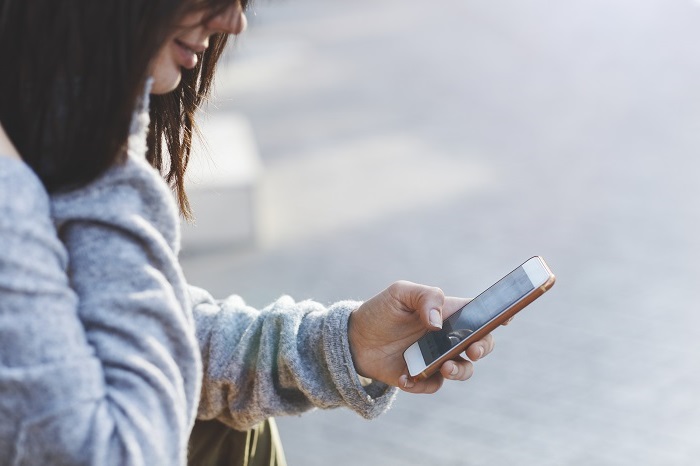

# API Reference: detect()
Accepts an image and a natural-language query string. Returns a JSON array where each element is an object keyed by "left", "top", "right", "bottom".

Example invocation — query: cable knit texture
[{"left": 0, "top": 90, "right": 396, "bottom": 464}]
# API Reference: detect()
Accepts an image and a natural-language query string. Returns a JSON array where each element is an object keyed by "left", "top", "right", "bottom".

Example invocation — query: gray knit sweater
[{"left": 0, "top": 103, "right": 396, "bottom": 465}]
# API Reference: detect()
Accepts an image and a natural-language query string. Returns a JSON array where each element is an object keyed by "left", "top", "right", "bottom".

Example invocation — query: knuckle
[
  {"left": 386, "top": 282, "right": 404, "bottom": 300},
  {"left": 387, "top": 281, "right": 402, "bottom": 294},
  {"left": 387, "top": 280, "right": 412, "bottom": 296},
  {"left": 419, "top": 286, "right": 444, "bottom": 305}
]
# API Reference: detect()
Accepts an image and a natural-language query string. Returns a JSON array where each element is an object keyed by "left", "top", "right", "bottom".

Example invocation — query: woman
[{"left": 0, "top": 1, "right": 494, "bottom": 464}]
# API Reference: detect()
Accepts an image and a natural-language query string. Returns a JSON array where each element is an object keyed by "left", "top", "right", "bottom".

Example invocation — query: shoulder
[
  {"left": 0, "top": 157, "right": 69, "bottom": 273},
  {"left": 0, "top": 157, "right": 52, "bottom": 219},
  {"left": 51, "top": 154, "right": 181, "bottom": 252}
]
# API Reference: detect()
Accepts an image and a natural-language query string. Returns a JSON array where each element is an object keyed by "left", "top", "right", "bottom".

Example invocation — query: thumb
[{"left": 389, "top": 281, "right": 445, "bottom": 330}]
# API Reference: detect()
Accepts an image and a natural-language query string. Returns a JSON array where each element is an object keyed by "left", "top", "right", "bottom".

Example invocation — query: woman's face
[{"left": 150, "top": 2, "right": 247, "bottom": 94}]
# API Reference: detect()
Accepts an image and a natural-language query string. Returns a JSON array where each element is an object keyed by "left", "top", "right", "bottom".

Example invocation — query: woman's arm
[
  {"left": 190, "top": 283, "right": 493, "bottom": 431},
  {"left": 51, "top": 152, "right": 203, "bottom": 464},
  {"left": 0, "top": 155, "right": 199, "bottom": 465},
  {"left": 190, "top": 286, "right": 397, "bottom": 431}
]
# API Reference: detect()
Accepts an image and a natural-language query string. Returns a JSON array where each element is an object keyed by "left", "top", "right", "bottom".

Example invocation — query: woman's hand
[
  {"left": 0, "top": 123, "right": 21, "bottom": 160},
  {"left": 348, "top": 281, "right": 495, "bottom": 394}
]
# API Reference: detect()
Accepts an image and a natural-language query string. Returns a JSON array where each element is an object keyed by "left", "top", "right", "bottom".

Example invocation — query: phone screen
[{"left": 418, "top": 265, "right": 535, "bottom": 365}]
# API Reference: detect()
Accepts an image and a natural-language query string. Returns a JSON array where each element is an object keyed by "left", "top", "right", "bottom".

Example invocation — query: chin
[{"left": 151, "top": 72, "right": 182, "bottom": 95}]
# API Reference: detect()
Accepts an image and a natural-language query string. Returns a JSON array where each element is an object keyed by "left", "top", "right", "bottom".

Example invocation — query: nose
[{"left": 207, "top": 4, "right": 247, "bottom": 35}]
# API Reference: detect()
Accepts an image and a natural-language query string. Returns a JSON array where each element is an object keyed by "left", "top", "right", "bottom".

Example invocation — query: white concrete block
[{"left": 179, "top": 113, "right": 262, "bottom": 253}]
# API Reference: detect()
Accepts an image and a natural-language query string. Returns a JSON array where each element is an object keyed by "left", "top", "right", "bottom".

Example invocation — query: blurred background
[{"left": 180, "top": 0, "right": 700, "bottom": 464}]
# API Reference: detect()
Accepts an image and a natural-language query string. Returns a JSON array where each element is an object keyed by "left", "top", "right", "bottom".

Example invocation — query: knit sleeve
[
  {"left": 0, "top": 156, "right": 199, "bottom": 465},
  {"left": 50, "top": 155, "right": 202, "bottom": 465},
  {"left": 190, "top": 285, "right": 398, "bottom": 430}
]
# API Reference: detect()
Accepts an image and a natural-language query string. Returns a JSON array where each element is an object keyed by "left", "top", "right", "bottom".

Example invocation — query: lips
[{"left": 174, "top": 39, "right": 207, "bottom": 69}]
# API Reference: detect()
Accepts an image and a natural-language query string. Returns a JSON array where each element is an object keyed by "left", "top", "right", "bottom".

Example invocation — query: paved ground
[{"left": 181, "top": 0, "right": 700, "bottom": 464}]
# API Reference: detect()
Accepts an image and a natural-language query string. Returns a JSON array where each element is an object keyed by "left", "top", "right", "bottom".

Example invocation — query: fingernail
[
  {"left": 429, "top": 309, "right": 442, "bottom": 329},
  {"left": 476, "top": 346, "right": 484, "bottom": 359},
  {"left": 401, "top": 375, "right": 415, "bottom": 389},
  {"left": 450, "top": 363, "right": 459, "bottom": 376}
]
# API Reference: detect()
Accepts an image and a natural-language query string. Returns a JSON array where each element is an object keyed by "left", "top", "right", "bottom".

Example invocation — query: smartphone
[{"left": 403, "top": 256, "right": 556, "bottom": 381}]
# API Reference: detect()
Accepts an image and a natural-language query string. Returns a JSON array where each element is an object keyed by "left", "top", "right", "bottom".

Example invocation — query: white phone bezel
[
  {"left": 522, "top": 256, "right": 551, "bottom": 289},
  {"left": 404, "top": 340, "right": 426, "bottom": 377},
  {"left": 403, "top": 256, "right": 552, "bottom": 378}
]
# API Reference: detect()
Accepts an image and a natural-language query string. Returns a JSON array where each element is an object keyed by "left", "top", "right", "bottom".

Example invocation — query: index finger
[{"left": 442, "top": 296, "right": 470, "bottom": 319}]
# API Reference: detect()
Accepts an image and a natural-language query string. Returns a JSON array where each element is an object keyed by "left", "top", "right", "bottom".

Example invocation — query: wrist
[{"left": 347, "top": 307, "right": 372, "bottom": 379}]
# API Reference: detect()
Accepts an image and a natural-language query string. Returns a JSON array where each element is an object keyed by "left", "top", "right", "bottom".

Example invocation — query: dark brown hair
[
  {"left": 1, "top": 0, "right": 247, "bottom": 220},
  {"left": 0, "top": 0, "right": 185, "bottom": 192},
  {"left": 148, "top": 31, "right": 228, "bottom": 220},
  {"left": 149, "top": 0, "right": 252, "bottom": 220}
]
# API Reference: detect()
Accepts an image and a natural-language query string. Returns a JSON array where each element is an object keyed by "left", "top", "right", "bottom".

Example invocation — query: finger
[
  {"left": 399, "top": 372, "right": 445, "bottom": 395},
  {"left": 502, "top": 316, "right": 514, "bottom": 326},
  {"left": 465, "top": 333, "right": 495, "bottom": 361},
  {"left": 442, "top": 296, "right": 471, "bottom": 320},
  {"left": 388, "top": 281, "right": 445, "bottom": 330},
  {"left": 440, "top": 358, "right": 475, "bottom": 382}
]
